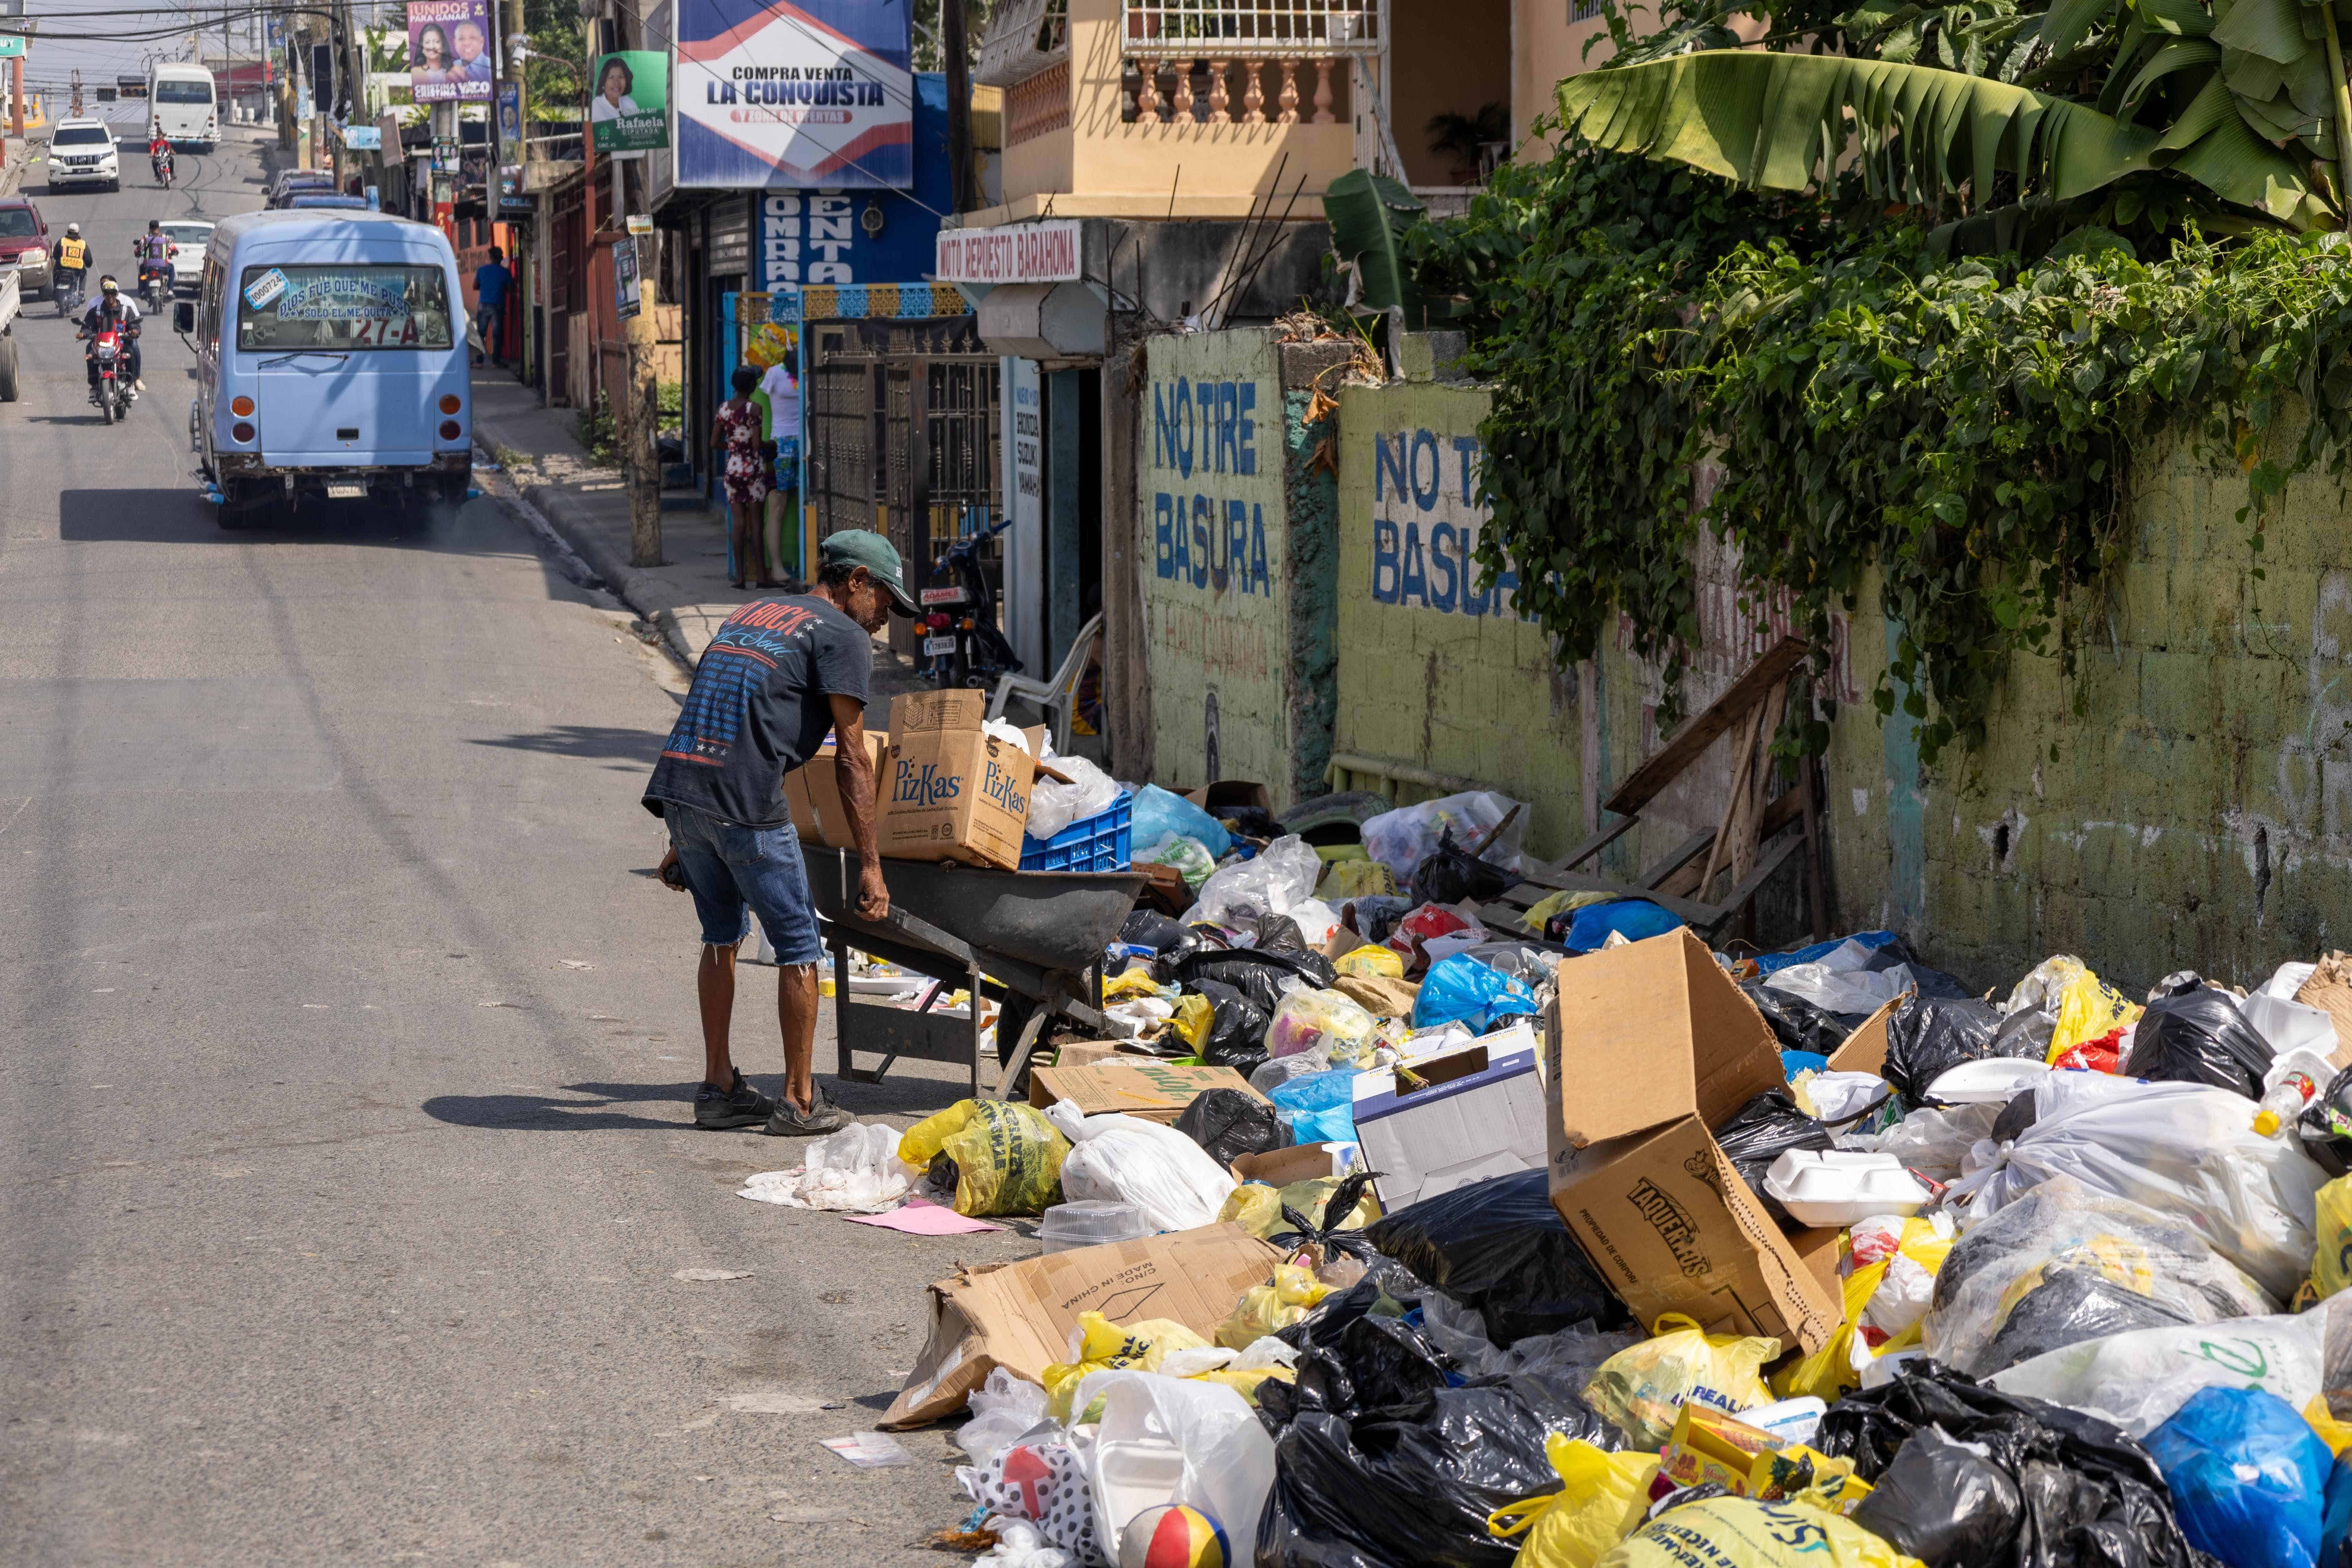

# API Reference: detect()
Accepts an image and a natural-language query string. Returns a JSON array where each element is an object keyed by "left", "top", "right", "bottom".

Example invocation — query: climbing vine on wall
[{"left": 1421, "top": 135, "right": 2352, "bottom": 768}]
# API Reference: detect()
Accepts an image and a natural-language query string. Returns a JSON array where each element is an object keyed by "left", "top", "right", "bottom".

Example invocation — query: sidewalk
[{"left": 469, "top": 367, "right": 931, "bottom": 703}]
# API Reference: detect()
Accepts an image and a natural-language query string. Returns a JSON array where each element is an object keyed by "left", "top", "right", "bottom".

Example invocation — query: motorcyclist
[
  {"left": 50, "top": 222, "right": 88, "bottom": 303},
  {"left": 150, "top": 132, "right": 173, "bottom": 184},
  {"left": 78, "top": 277, "right": 143, "bottom": 405},
  {"left": 133, "top": 221, "right": 172, "bottom": 300}
]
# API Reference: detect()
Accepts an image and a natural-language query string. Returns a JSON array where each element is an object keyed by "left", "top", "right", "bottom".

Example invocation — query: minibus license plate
[{"left": 326, "top": 482, "right": 366, "bottom": 499}]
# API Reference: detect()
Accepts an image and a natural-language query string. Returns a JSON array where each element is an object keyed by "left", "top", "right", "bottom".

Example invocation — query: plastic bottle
[{"left": 2254, "top": 1071, "right": 2318, "bottom": 1137}]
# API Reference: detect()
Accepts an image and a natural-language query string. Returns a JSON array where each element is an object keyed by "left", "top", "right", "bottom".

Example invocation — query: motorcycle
[
  {"left": 85, "top": 324, "right": 130, "bottom": 425},
  {"left": 153, "top": 150, "right": 174, "bottom": 188},
  {"left": 921, "top": 515, "right": 1022, "bottom": 691},
  {"left": 54, "top": 272, "right": 84, "bottom": 319},
  {"left": 140, "top": 261, "right": 171, "bottom": 313}
]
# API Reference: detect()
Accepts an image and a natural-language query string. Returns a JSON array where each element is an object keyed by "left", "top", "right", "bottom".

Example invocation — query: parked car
[
  {"left": 159, "top": 219, "right": 214, "bottom": 295},
  {"left": 46, "top": 120, "right": 121, "bottom": 192},
  {"left": 266, "top": 170, "right": 336, "bottom": 207},
  {"left": 0, "top": 196, "right": 51, "bottom": 299}
]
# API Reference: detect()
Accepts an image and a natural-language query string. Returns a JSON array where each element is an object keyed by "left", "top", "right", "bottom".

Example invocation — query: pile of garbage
[{"left": 849, "top": 920, "right": 2352, "bottom": 1568}]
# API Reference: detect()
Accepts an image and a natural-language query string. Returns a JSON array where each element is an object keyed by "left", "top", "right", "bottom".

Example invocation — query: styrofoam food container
[
  {"left": 1762, "top": 1149, "right": 1930, "bottom": 1225},
  {"left": 1925, "top": 1056, "right": 2051, "bottom": 1104}
]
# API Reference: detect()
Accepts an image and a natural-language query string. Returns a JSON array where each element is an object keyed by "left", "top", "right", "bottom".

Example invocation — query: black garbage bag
[
  {"left": 1256, "top": 916, "right": 1338, "bottom": 989},
  {"left": 1848, "top": 1426, "right": 2027, "bottom": 1566},
  {"left": 1410, "top": 826, "right": 1515, "bottom": 907},
  {"left": 1974, "top": 1265, "right": 2198, "bottom": 1376},
  {"left": 1257, "top": 1374, "right": 1622, "bottom": 1568},
  {"left": 1118, "top": 908, "right": 1201, "bottom": 960},
  {"left": 1264, "top": 1172, "right": 1386, "bottom": 1269},
  {"left": 1159, "top": 947, "right": 1325, "bottom": 1014},
  {"left": 2129, "top": 977, "right": 2274, "bottom": 1100},
  {"left": 1744, "top": 980, "right": 1871, "bottom": 1058},
  {"left": 1813, "top": 1360, "right": 2208, "bottom": 1568},
  {"left": 1882, "top": 992, "right": 2030, "bottom": 1098},
  {"left": 1345, "top": 895, "right": 1413, "bottom": 947},
  {"left": 1183, "top": 978, "right": 1272, "bottom": 1074},
  {"left": 1363, "top": 1169, "right": 1629, "bottom": 1341},
  {"left": 1712, "top": 1089, "right": 1835, "bottom": 1230},
  {"left": 2300, "top": 1066, "right": 2352, "bottom": 1178},
  {"left": 1172, "top": 1085, "right": 1286, "bottom": 1166}
]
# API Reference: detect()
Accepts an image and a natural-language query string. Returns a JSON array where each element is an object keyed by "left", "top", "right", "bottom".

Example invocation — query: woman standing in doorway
[{"left": 713, "top": 365, "right": 781, "bottom": 590}]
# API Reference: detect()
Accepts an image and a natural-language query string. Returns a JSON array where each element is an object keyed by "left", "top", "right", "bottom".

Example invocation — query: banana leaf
[{"left": 1322, "top": 168, "right": 1430, "bottom": 318}]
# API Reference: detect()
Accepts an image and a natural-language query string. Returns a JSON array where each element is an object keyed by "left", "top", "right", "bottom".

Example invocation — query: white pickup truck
[{"left": 0, "top": 264, "right": 18, "bottom": 402}]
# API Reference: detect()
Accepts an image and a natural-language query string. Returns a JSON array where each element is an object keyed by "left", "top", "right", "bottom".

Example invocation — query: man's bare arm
[{"left": 828, "top": 692, "right": 888, "bottom": 921}]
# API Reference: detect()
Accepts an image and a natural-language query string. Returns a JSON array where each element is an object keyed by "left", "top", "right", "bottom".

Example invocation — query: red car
[{"left": 0, "top": 196, "right": 52, "bottom": 299}]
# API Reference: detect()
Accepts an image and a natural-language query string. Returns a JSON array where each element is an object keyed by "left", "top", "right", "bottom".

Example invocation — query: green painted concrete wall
[{"left": 1138, "top": 329, "right": 1343, "bottom": 809}]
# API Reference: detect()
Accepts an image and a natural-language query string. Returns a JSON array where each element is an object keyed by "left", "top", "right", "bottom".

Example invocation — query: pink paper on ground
[{"left": 845, "top": 1200, "right": 1004, "bottom": 1235}]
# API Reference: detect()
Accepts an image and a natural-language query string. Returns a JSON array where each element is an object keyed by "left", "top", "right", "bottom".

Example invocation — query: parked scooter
[{"left": 922, "top": 516, "right": 1022, "bottom": 691}]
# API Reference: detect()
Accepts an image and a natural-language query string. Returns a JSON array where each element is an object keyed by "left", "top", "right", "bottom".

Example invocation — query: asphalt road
[{"left": 0, "top": 129, "right": 1032, "bottom": 1565}]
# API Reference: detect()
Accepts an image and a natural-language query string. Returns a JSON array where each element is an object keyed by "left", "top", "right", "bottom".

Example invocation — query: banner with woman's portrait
[{"left": 410, "top": 0, "right": 493, "bottom": 104}]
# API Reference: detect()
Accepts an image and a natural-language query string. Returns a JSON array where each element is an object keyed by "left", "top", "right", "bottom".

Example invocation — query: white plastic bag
[
  {"left": 1987, "top": 1307, "right": 2332, "bottom": 1436},
  {"left": 1043, "top": 1101, "right": 1236, "bottom": 1232},
  {"left": 1924, "top": 1176, "right": 2277, "bottom": 1376},
  {"left": 1359, "top": 790, "right": 1528, "bottom": 884},
  {"left": 1086, "top": 1372, "right": 1276, "bottom": 1564},
  {"left": 737, "top": 1122, "right": 912, "bottom": 1212},
  {"left": 1027, "top": 759, "right": 1123, "bottom": 842},
  {"left": 1850, "top": 1100, "right": 2001, "bottom": 1181},
  {"left": 1762, "top": 938, "right": 1925, "bottom": 1015},
  {"left": 956, "top": 1367, "right": 1056, "bottom": 1471},
  {"left": 1284, "top": 897, "right": 1340, "bottom": 947},
  {"left": 1952, "top": 1071, "right": 2325, "bottom": 1300},
  {"left": 1181, "top": 835, "right": 1322, "bottom": 929}
]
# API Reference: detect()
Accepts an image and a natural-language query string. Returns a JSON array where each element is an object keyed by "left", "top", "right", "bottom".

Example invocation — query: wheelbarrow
[{"left": 802, "top": 848, "right": 1148, "bottom": 1097}]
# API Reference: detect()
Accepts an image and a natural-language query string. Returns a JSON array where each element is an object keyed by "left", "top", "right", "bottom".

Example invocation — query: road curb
[{"left": 485, "top": 448, "right": 703, "bottom": 670}]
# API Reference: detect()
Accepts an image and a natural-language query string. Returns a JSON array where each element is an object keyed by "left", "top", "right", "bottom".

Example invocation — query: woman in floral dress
[{"left": 712, "top": 364, "right": 779, "bottom": 590}]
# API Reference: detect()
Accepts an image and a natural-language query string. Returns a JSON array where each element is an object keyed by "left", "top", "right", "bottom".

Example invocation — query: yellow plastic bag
[
  {"left": 1214, "top": 1264, "right": 1333, "bottom": 1348},
  {"left": 1040, "top": 1312, "right": 1210, "bottom": 1419},
  {"left": 1583, "top": 1314, "right": 1779, "bottom": 1448},
  {"left": 1334, "top": 944, "right": 1405, "bottom": 980},
  {"left": 1103, "top": 965, "right": 1167, "bottom": 1001},
  {"left": 2310, "top": 1175, "right": 2352, "bottom": 1303},
  {"left": 1317, "top": 857, "right": 1396, "bottom": 902},
  {"left": 896, "top": 1099, "right": 1068, "bottom": 1217},
  {"left": 1750, "top": 1446, "right": 1873, "bottom": 1515},
  {"left": 1488, "top": 1435, "right": 1661, "bottom": 1568},
  {"left": 1597, "top": 1497, "right": 1926, "bottom": 1568},
  {"left": 1172, "top": 992, "right": 1216, "bottom": 1050},
  {"left": 1777, "top": 1216, "right": 1952, "bottom": 1403},
  {"left": 1216, "top": 1178, "right": 1380, "bottom": 1244},
  {"left": 2307, "top": 1396, "right": 2352, "bottom": 1457},
  {"left": 2009, "top": 955, "right": 2142, "bottom": 1062}
]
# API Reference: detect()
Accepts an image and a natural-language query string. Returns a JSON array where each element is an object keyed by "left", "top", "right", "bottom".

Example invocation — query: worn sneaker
[
  {"left": 693, "top": 1070, "right": 775, "bottom": 1131},
  {"left": 763, "top": 1085, "right": 849, "bottom": 1136}
]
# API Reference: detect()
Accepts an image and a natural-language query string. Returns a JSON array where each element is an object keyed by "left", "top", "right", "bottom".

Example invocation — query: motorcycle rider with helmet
[
  {"left": 50, "top": 222, "right": 89, "bottom": 304},
  {"left": 78, "top": 276, "right": 143, "bottom": 405},
  {"left": 133, "top": 221, "right": 172, "bottom": 304},
  {"left": 149, "top": 131, "right": 174, "bottom": 186}
]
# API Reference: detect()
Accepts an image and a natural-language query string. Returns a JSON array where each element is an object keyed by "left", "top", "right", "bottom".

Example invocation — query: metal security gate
[{"left": 803, "top": 314, "right": 1002, "bottom": 653}]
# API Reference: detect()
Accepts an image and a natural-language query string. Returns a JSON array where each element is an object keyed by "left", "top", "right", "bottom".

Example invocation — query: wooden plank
[
  {"left": 1708, "top": 833, "right": 1805, "bottom": 934},
  {"left": 1481, "top": 900, "right": 1538, "bottom": 935},
  {"left": 1637, "top": 829, "right": 1715, "bottom": 889},
  {"left": 1552, "top": 810, "right": 1640, "bottom": 872},
  {"left": 1602, "top": 635, "right": 1809, "bottom": 816}
]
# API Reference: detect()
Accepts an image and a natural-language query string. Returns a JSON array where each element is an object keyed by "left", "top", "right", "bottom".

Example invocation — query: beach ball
[{"left": 1118, "top": 1504, "right": 1228, "bottom": 1568}]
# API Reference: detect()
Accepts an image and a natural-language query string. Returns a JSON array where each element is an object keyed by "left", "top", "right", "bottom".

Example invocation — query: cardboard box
[
  {"left": 1544, "top": 929, "right": 1842, "bottom": 1353},
  {"left": 1049, "top": 1039, "right": 1136, "bottom": 1070},
  {"left": 879, "top": 1224, "right": 1283, "bottom": 1427},
  {"left": 785, "top": 729, "right": 888, "bottom": 849},
  {"left": 1351, "top": 1021, "right": 1548, "bottom": 1210},
  {"left": 1231, "top": 1141, "right": 1354, "bottom": 1187},
  {"left": 1027, "top": 1060, "right": 1264, "bottom": 1123},
  {"left": 1183, "top": 780, "right": 1274, "bottom": 815},
  {"left": 878, "top": 690, "right": 1041, "bottom": 871}
]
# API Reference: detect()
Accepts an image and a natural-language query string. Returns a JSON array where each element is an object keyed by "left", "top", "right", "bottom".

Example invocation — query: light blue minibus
[{"left": 177, "top": 210, "right": 472, "bottom": 525}]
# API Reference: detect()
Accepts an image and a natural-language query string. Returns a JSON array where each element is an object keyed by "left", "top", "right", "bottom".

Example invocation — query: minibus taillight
[
  {"left": 438, "top": 394, "right": 461, "bottom": 415},
  {"left": 231, "top": 422, "right": 255, "bottom": 443},
  {"left": 438, "top": 419, "right": 463, "bottom": 441},
  {"left": 230, "top": 396, "right": 254, "bottom": 417}
]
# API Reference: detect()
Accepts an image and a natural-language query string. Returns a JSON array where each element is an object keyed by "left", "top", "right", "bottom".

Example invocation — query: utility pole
[
  {"left": 943, "top": 0, "right": 973, "bottom": 211},
  {"left": 68, "top": 67, "right": 80, "bottom": 119},
  {"left": 610, "top": 0, "right": 661, "bottom": 568}
]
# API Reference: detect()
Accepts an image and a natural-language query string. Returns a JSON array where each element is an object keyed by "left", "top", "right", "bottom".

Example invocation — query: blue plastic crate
[{"left": 1020, "top": 791, "right": 1133, "bottom": 873}]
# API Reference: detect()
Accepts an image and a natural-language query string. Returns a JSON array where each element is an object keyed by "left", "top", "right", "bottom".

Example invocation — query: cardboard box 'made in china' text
[{"left": 1544, "top": 929, "right": 1842, "bottom": 1354}]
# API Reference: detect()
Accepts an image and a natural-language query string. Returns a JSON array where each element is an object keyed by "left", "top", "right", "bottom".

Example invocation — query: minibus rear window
[{"left": 236, "top": 265, "right": 454, "bottom": 351}]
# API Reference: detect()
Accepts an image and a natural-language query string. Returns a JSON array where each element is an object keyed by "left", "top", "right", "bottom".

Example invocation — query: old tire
[{"left": 0, "top": 336, "right": 18, "bottom": 403}]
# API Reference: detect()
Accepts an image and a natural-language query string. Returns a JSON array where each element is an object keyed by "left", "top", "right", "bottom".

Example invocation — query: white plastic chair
[{"left": 987, "top": 611, "right": 1102, "bottom": 753}]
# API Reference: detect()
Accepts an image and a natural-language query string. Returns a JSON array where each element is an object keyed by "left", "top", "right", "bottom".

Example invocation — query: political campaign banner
[
  {"left": 409, "top": 0, "right": 492, "bottom": 104},
  {"left": 591, "top": 49, "right": 668, "bottom": 152},
  {"left": 674, "top": 0, "right": 912, "bottom": 189}
]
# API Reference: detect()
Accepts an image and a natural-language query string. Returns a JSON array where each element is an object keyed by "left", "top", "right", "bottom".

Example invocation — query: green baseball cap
[{"left": 819, "top": 529, "right": 919, "bottom": 615}]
